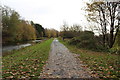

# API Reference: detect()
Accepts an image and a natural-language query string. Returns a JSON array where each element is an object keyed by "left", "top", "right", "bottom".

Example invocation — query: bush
[
  {"left": 110, "top": 46, "right": 120, "bottom": 54},
  {"left": 77, "top": 39, "right": 96, "bottom": 49},
  {"left": 68, "top": 37, "right": 80, "bottom": 45},
  {"left": 68, "top": 31, "right": 108, "bottom": 51},
  {"left": 110, "top": 30, "right": 120, "bottom": 54}
]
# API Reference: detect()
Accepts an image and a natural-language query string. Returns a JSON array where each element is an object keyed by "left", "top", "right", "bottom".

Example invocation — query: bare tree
[
  {"left": 86, "top": 1, "right": 108, "bottom": 47},
  {"left": 86, "top": 1, "right": 119, "bottom": 48},
  {"left": 107, "top": 1, "right": 119, "bottom": 48}
]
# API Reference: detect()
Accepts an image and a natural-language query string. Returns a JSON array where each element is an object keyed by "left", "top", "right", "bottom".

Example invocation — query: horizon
[{"left": 1, "top": 0, "right": 90, "bottom": 31}]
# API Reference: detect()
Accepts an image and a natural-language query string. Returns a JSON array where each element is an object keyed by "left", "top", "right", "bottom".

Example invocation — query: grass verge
[
  {"left": 2, "top": 38, "right": 53, "bottom": 79},
  {"left": 59, "top": 39, "right": 120, "bottom": 79}
]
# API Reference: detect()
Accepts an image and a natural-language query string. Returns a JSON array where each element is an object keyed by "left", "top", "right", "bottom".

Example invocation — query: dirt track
[{"left": 40, "top": 39, "right": 94, "bottom": 78}]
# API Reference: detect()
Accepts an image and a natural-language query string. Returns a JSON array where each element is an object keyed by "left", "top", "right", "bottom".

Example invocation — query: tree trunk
[
  {"left": 109, "top": 25, "right": 114, "bottom": 48},
  {"left": 107, "top": 2, "right": 118, "bottom": 48}
]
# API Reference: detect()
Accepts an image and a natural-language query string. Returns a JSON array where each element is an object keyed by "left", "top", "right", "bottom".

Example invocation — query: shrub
[
  {"left": 110, "top": 30, "right": 120, "bottom": 54},
  {"left": 68, "top": 31, "right": 108, "bottom": 51},
  {"left": 68, "top": 37, "right": 80, "bottom": 45},
  {"left": 110, "top": 46, "right": 120, "bottom": 54}
]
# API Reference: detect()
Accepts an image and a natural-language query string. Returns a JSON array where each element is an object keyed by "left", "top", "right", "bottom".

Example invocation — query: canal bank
[{"left": 2, "top": 40, "right": 42, "bottom": 54}]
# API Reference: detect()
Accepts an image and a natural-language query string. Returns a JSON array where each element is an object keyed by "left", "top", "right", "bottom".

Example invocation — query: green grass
[
  {"left": 2, "top": 38, "right": 53, "bottom": 79},
  {"left": 59, "top": 39, "right": 120, "bottom": 79}
]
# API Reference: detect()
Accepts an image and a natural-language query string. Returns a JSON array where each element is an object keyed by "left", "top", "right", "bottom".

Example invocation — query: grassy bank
[
  {"left": 2, "top": 38, "right": 53, "bottom": 79},
  {"left": 59, "top": 39, "right": 120, "bottom": 79}
]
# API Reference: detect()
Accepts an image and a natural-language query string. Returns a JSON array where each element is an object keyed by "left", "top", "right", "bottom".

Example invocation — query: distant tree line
[
  {"left": 60, "top": 21, "right": 120, "bottom": 53},
  {"left": 31, "top": 22, "right": 45, "bottom": 38},
  {"left": 31, "top": 21, "right": 59, "bottom": 38},
  {"left": 60, "top": 23, "right": 82, "bottom": 39},
  {"left": 2, "top": 6, "right": 36, "bottom": 45},
  {"left": 44, "top": 28, "right": 59, "bottom": 38},
  {"left": 60, "top": 23, "right": 103, "bottom": 51},
  {"left": 2, "top": 6, "right": 58, "bottom": 45}
]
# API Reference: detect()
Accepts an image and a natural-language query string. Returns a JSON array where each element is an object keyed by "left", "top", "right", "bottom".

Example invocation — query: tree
[
  {"left": 107, "top": 2, "right": 119, "bottom": 48},
  {"left": 34, "top": 24, "right": 45, "bottom": 38},
  {"left": 60, "top": 23, "right": 82, "bottom": 39},
  {"left": 9, "top": 12, "right": 20, "bottom": 42},
  {"left": 86, "top": 1, "right": 108, "bottom": 47},
  {"left": 69, "top": 24, "right": 82, "bottom": 32},
  {"left": 2, "top": 6, "right": 36, "bottom": 44},
  {"left": 20, "top": 20, "right": 36, "bottom": 41},
  {"left": 86, "top": 1, "right": 119, "bottom": 48},
  {"left": 44, "top": 28, "right": 58, "bottom": 38},
  {"left": 2, "top": 6, "right": 20, "bottom": 43}
]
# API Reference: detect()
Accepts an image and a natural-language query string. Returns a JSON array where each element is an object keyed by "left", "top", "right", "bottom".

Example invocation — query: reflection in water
[
  {"left": 2, "top": 40, "right": 42, "bottom": 53},
  {"left": 2, "top": 43, "right": 31, "bottom": 52},
  {"left": 32, "top": 40, "right": 42, "bottom": 43}
]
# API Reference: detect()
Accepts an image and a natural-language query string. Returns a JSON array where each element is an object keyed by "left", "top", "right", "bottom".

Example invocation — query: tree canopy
[{"left": 2, "top": 6, "right": 36, "bottom": 45}]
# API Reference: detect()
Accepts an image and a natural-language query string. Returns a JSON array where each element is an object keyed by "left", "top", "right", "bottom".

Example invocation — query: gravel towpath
[{"left": 40, "top": 39, "right": 94, "bottom": 78}]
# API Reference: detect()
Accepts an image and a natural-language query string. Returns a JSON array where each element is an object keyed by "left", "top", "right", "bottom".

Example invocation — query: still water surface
[{"left": 2, "top": 40, "right": 42, "bottom": 52}]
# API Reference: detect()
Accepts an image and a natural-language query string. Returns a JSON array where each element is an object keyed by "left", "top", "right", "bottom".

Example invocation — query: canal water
[
  {"left": 2, "top": 43, "right": 31, "bottom": 52},
  {"left": 2, "top": 40, "right": 42, "bottom": 52}
]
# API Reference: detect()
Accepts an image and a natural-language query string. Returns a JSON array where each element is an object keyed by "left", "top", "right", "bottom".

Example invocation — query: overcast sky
[{"left": 1, "top": 0, "right": 90, "bottom": 31}]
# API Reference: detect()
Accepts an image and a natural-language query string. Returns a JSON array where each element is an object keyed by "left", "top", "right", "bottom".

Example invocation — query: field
[
  {"left": 2, "top": 39, "right": 53, "bottom": 79},
  {"left": 59, "top": 39, "right": 120, "bottom": 79}
]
